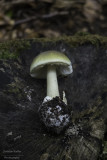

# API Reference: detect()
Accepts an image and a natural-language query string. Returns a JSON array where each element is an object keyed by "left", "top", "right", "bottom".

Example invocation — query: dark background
[{"left": 0, "top": 0, "right": 107, "bottom": 42}]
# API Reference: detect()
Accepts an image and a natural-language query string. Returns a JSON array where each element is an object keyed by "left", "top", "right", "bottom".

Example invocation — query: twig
[{"left": 14, "top": 11, "right": 69, "bottom": 26}]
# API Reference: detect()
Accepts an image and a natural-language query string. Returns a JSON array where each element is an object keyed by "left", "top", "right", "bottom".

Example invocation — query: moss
[
  {"left": 100, "top": 141, "right": 107, "bottom": 160},
  {"left": 75, "top": 31, "right": 91, "bottom": 36},
  {"left": 0, "top": 39, "right": 31, "bottom": 60},
  {"left": 0, "top": 34, "right": 107, "bottom": 60},
  {"left": 33, "top": 34, "right": 107, "bottom": 48},
  {"left": 4, "top": 78, "right": 26, "bottom": 99},
  {"left": 8, "top": 87, "right": 20, "bottom": 94},
  {"left": 62, "top": 34, "right": 107, "bottom": 47},
  {"left": 103, "top": 141, "right": 107, "bottom": 155},
  {"left": 71, "top": 96, "right": 104, "bottom": 123}
]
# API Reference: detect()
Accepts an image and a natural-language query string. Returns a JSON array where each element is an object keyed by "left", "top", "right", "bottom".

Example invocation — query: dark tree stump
[{"left": 0, "top": 35, "right": 107, "bottom": 160}]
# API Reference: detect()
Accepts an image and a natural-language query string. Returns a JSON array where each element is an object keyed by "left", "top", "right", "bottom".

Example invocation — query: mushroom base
[{"left": 39, "top": 97, "right": 70, "bottom": 134}]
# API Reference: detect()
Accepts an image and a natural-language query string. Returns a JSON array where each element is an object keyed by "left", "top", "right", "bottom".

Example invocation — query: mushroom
[{"left": 30, "top": 50, "right": 73, "bottom": 134}]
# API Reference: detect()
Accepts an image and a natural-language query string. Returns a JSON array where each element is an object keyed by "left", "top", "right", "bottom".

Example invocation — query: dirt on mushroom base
[{"left": 39, "top": 97, "right": 71, "bottom": 134}]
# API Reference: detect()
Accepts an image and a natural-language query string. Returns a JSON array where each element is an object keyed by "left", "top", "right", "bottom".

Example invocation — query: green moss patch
[
  {"left": 0, "top": 34, "right": 107, "bottom": 60},
  {"left": 0, "top": 40, "right": 30, "bottom": 60},
  {"left": 33, "top": 33, "right": 107, "bottom": 47}
]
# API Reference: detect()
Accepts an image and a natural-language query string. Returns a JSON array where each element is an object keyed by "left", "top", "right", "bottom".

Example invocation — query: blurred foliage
[{"left": 0, "top": 0, "right": 107, "bottom": 42}]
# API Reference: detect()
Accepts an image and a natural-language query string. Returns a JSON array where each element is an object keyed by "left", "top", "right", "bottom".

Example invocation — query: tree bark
[{"left": 0, "top": 35, "right": 107, "bottom": 160}]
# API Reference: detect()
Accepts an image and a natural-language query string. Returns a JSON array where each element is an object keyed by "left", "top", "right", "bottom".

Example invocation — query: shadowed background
[{"left": 0, "top": 0, "right": 107, "bottom": 42}]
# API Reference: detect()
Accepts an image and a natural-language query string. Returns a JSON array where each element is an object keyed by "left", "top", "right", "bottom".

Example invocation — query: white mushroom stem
[{"left": 47, "top": 65, "right": 59, "bottom": 98}]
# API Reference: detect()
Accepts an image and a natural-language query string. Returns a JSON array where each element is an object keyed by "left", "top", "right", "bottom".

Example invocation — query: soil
[{"left": 39, "top": 97, "right": 70, "bottom": 134}]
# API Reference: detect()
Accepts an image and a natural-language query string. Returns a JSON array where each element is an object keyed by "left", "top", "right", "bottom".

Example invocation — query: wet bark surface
[{"left": 0, "top": 38, "right": 107, "bottom": 160}]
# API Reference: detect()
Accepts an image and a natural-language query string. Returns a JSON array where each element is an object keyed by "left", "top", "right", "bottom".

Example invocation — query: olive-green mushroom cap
[{"left": 30, "top": 50, "right": 73, "bottom": 78}]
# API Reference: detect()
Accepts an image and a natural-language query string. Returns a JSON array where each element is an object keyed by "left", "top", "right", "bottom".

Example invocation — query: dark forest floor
[{"left": 0, "top": 0, "right": 107, "bottom": 42}]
